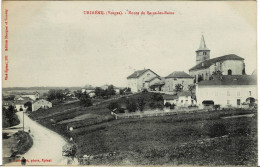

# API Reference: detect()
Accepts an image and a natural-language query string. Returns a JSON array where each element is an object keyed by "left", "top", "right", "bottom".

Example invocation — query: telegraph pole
[{"left": 23, "top": 110, "right": 24, "bottom": 132}]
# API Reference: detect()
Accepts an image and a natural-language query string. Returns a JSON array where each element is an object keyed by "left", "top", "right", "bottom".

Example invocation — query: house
[
  {"left": 127, "top": 69, "right": 160, "bottom": 93},
  {"left": 87, "top": 91, "right": 96, "bottom": 98},
  {"left": 150, "top": 79, "right": 165, "bottom": 91},
  {"left": 189, "top": 35, "right": 245, "bottom": 83},
  {"left": 164, "top": 71, "right": 194, "bottom": 92},
  {"left": 163, "top": 91, "right": 196, "bottom": 108},
  {"left": 144, "top": 76, "right": 162, "bottom": 90},
  {"left": 32, "top": 99, "right": 52, "bottom": 112},
  {"left": 16, "top": 91, "right": 40, "bottom": 101},
  {"left": 3, "top": 101, "right": 14, "bottom": 109},
  {"left": 14, "top": 97, "right": 34, "bottom": 112},
  {"left": 196, "top": 75, "right": 257, "bottom": 109}
]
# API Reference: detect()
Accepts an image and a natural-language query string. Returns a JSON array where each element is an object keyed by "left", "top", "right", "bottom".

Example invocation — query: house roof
[
  {"left": 32, "top": 99, "right": 50, "bottom": 104},
  {"left": 198, "top": 75, "right": 257, "bottom": 86},
  {"left": 197, "top": 35, "right": 210, "bottom": 51},
  {"left": 127, "top": 69, "right": 160, "bottom": 79},
  {"left": 15, "top": 96, "right": 33, "bottom": 101},
  {"left": 145, "top": 76, "right": 161, "bottom": 83},
  {"left": 151, "top": 80, "right": 165, "bottom": 86},
  {"left": 178, "top": 91, "right": 192, "bottom": 97},
  {"left": 163, "top": 94, "right": 178, "bottom": 100},
  {"left": 189, "top": 54, "right": 244, "bottom": 71},
  {"left": 165, "top": 71, "right": 193, "bottom": 78}
]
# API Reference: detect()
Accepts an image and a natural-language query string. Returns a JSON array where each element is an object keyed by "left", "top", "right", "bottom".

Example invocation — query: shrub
[
  {"left": 164, "top": 102, "right": 171, "bottom": 108},
  {"left": 170, "top": 103, "right": 176, "bottom": 109},
  {"left": 208, "top": 123, "right": 228, "bottom": 138},
  {"left": 137, "top": 97, "right": 146, "bottom": 112},
  {"left": 152, "top": 93, "right": 163, "bottom": 101},
  {"left": 156, "top": 103, "right": 164, "bottom": 110},
  {"left": 107, "top": 102, "right": 120, "bottom": 111},
  {"left": 126, "top": 99, "right": 137, "bottom": 112},
  {"left": 118, "top": 108, "right": 125, "bottom": 113},
  {"left": 149, "top": 102, "right": 156, "bottom": 109}
]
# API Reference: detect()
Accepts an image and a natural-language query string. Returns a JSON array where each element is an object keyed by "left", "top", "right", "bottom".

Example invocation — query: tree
[
  {"left": 188, "top": 84, "right": 196, "bottom": 95},
  {"left": 24, "top": 102, "right": 32, "bottom": 112},
  {"left": 164, "top": 102, "right": 171, "bottom": 108},
  {"left": 94, "top": 87, "right": 103, "bottom": 97},
  {"left": 80, "top": 92, "right": 92, "bottom": 107},
  {"left": 198, "top": 75, "right": 203, "bottom": 82},
  {"left": 74, "top": 90, "right": 83, "bottom": 99},
  {"left": 108, "top": 102, "right": 120, "bottom": 111},
  {"left": 107, "top": 85, "right": 116, "bottom": 96},
  {"left": 47, "top": 89, "right": 57, "bottom": 101},
  {"left": 126, "top": 99, "right": 137, "bottom": 112},
  {"left": 175, "top": 84, "right": 183, "bottom": 93},
  {"left": 137, "top": 97, "right": 146, "bottom": 112}
]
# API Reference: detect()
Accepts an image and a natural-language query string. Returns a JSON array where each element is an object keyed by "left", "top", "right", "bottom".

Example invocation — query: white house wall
[{"left": 196, "top": 85, "right": 257, "bottom": 108}]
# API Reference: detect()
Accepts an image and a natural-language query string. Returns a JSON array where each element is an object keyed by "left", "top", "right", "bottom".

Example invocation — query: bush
[
  {"left": 137, "top": 97, "right": 146, "bottom": 111},
  {"left": 156, "top": 103, "right": 164, "bottom": 110},
  {"left": 170, "top": 103, "right": 176, "bottom": 109},
  {"left": 208, "top": 123, "right": 228, "bottom": 138},
  {"left": 149, "top": 102, "right": 156, "bottom": 109},
  {"left": 164, "top": 102, "right": 171, "bottom": 108},
  {"left": 152, "top": 93, "right": 163, "bottom": 101},
  {"left": 126, "top": 99, "right": 137, "bottom": 112},
  {"left": 118, "top": 108, "right": 125, "bottom": 113},
  {"left": 107, "top": 102, "right": 120, "bottom": 111}
]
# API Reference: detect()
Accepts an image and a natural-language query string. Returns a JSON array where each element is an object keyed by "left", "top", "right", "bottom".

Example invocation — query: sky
[{"left": 2, "top": 1, "right": 257, "bottom": 88}]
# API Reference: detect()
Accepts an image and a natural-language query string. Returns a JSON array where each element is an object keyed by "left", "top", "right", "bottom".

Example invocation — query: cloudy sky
[{"left": 2, "top": 1, "right": 256, "bottom": 87}]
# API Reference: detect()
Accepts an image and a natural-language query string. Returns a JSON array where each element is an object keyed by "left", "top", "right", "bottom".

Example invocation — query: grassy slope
[
  {"left": 28, "top": 92, "right": 257, "bottom": 165},
  {"left": 75, "top": 114, "right": 257, "bottom": 165}
]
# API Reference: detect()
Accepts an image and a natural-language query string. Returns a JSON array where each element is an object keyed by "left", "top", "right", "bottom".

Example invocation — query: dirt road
[{"left": 5, "top": 112, "right": 78, "bottom": 165}]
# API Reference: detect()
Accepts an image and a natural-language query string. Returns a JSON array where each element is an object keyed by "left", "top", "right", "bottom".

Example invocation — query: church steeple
[{"left": 196, "top": 35, "right": 210, "bottom": 64}]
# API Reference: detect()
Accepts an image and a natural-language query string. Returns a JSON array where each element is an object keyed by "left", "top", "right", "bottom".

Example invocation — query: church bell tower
[{"left": 196, "top": 35, "right": 210, "bottom": 65}]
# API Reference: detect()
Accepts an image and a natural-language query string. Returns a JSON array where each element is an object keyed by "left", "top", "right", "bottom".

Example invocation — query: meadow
[{"left": 28, "top": 92, "right": 257, "bottom": 165}]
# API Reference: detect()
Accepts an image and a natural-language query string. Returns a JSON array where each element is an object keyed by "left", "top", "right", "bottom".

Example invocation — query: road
[{"left": 5, "top": 112, "right": 78, "bottom": 165}]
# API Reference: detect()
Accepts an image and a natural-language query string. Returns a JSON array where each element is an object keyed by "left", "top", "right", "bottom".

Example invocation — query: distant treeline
[{"left": 3, "top": 87, "right": 82, "bottom": 91}]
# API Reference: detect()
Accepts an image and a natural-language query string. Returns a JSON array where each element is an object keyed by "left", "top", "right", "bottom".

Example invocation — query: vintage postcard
[{"left": 1, "top": 1, "right": 257, "bottom": 166}]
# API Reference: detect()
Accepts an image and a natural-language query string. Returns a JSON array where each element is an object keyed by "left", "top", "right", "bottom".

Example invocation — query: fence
[{"left": 113, "top": 108, "right": 210, "bottom": 119}]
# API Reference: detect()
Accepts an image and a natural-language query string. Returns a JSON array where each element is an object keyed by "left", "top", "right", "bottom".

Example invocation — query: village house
[
  {"left": 3, "top": 101, "right": 14, "bottom": 109},
  {"left": 127, "top": 69, "right": 160, "bottom": 93},
  {"left": 32, "top": 99, "right": 52, "bottom": 112},
  {"left": 14, "top": 97, "right": 34, "bottom": 112},
  {"left": 163, "top": 91, "right": 196, "bottom": 108},
  {"left": 196, "top": 75, "right": 257, "bottom": 109},
  {"left": 15, "top": 91, "right": 40, "bottom": 101},
  {"left": 189, "top": 35, "right": 245, "bottom": 82},
  {"left": 164, "top": 71, "right": 194, "bottom": 92}
]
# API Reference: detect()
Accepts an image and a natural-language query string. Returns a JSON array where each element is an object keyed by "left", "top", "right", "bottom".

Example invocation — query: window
[
  {"left": 227, "top": 90, "right": 230, "bottom": 96},
  {"left": 228, "top": 69, "right": 232, "bottom": 75},
  {"left": 227, "top": 100, "right": 230, "bottom": 105},
  {"left": 249, "top": 91, "right": 252, "bottom": 96},
  {"left": 237, "top": 99, "right": 241, "bottom": 105},
  {"left": 181, "top": 100, "right": 183, "bottom": 103},
  {"left": 203, "top": 52, "right": 207, "bottom": 55}
]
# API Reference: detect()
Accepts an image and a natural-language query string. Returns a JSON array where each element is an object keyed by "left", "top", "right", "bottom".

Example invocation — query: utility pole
[{"left": 23, "top": 111, "right": 24, "bottom": 132}]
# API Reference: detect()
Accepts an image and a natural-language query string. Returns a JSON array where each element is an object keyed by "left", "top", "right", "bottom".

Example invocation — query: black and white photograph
[{"left": 1, "top": 1, "right": 257, "bottom": 166}]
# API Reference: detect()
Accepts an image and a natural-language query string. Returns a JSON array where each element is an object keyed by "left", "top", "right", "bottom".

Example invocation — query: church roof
[
  {"left": 198, "top": 75, "right": 256, "bottom": 86},
  {"left": 189, "top": 54, "right": 244, "bottom": 71},
  {"left": 165, "top": 71, "right": 193, "bottom": 78},
  {"left": 197, "top": 35, "right": 210, "bottom": 51},
  {"left": 127, "top": 69, "right": 160, "bottom": 79}
]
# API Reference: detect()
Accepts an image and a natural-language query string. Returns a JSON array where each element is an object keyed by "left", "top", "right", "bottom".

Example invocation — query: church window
[
  {"left": 203, "top": 52, "right": 207, "bottom": 55},
  {"left": 228, "top": 69, "right": 232, "bottom": 75}
]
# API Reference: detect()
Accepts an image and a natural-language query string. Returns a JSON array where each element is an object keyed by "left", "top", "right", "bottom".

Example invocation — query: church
[{"left": 189, "top": 35, "right": 246, "bottom": 83}]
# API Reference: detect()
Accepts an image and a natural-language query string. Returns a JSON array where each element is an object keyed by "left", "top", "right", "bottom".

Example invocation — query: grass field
[{"left": 28, "top": 92, "right": 257, "bottom": 166}]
